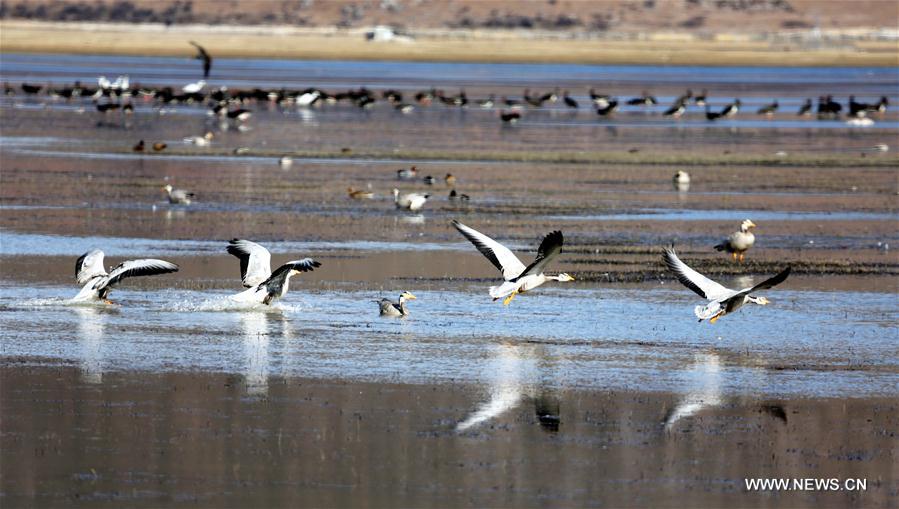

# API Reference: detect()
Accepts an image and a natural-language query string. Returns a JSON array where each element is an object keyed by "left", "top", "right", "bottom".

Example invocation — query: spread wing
[
  {"left": 76, "top": 249, "right": 107, "bottom": 283},
  {"left": 227, "top": 239, "right": 272, "bottom": 288},
  {"left": 662, "top": 248, "right": 733, "bottom": 301},
  {"left": 452, "top": 220, "right": 526, "bottom": 280},
  {"left": 97, "top": 259, "right": 179, "bottom": 290},
  {"left": 259, "top": 258, "right": 321, "bottom": 294},
  {"left": 736, "top": 267, "right": 792, "bottom": 296},
  {"left": 515, "top": 230, "right": 564, "bottom": 280}
]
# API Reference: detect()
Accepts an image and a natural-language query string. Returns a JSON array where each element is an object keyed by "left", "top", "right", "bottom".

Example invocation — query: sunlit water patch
[{"left": 1, "top": 282, "right": 895, "bottom": 398}]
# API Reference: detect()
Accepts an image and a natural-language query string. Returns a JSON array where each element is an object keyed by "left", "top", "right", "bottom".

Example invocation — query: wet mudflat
[{"left": 1, "top": 56, "right": 898, "bottom": 507}]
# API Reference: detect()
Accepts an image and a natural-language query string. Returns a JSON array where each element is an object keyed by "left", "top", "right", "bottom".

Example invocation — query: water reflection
[
  {"left": 664, "top": 351, "right": 722, "bottom": 430},
  {"left": 240, "top": 311, "right": 271, "bottom": 396},
  {"left": 73, "top": 306, "right": 109, "bottom": 384},
  {"left": 457, "top": 342, "right": 550, "bottom": 431}
]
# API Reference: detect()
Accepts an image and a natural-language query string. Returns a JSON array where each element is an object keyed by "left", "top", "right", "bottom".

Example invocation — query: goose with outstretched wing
[
  {"left": 227, "top": 239, "right": 321, "bottom": 305},
  {"left": 72, "top": 249, "right": 179, "bottom": 303},
  {"left": 662, "top": 247, "right": 790, "bottom": 323},
  {"left": 226, "top": 239, "right": 272, "bottom": 288},
  {"left": 452, "top": 220, "right": 574, "bottom": 305}
]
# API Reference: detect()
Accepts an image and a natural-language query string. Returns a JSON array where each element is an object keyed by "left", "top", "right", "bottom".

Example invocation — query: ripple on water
[{"left": 0, "top": 283, "right": 896, "bottom": 399}]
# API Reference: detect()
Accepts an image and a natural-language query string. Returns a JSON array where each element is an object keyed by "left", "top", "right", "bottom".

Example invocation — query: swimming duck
[{"left": 377, "top": 291, "right": 416, "bottom": 317}]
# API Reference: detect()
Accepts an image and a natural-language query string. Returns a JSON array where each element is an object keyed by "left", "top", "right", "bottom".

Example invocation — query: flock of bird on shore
[
  {"left": 7, "top": 75, "right": 890, "bottom": 127},
  {"left": 4, "top": 39, "right": 891, "bottom": 127}
]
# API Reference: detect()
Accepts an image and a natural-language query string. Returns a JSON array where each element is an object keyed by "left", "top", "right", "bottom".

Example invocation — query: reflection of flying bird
[
  {"left": 662, "top": 248, "right": 790, "bottom": 323},
  {"left": 377, "top": 291, "right": 416, "bottom": 317},
  {"left": 452, "top": 220, "right": 574, "bottom": 305},
  {"left": 189, "top": 41, "right": 212, "bottom": 78},
  {"left": 71, "top": 249, "right": 179, "bottom": 303},
  {"left": 664, "top": 352, "right": 721, "bottom": 429},
  {"left": 227, "top": 239, "right": 321, "bottom": 305}
]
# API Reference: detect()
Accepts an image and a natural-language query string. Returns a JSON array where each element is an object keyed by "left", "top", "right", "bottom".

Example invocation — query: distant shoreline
[{"left": 2, "top": 20, "right": 897, "bottom": 67}]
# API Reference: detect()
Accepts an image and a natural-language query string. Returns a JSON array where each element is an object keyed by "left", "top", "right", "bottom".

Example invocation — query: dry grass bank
[{"left": 1, "top": 20, "right": 896, "bottom": 66}]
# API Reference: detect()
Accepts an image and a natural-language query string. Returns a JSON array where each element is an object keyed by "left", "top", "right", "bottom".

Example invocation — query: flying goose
[
  {"left": 71, "top": 249, "right": 179, "bottom": 303},
  {"left": 452, "top": 220, "right": 574, "bottom": 305},
  {"left": 662, "top": 248, "right": 790, "bottom": 324},
  {"left": 189, "top": 41, "right": 212, "bottom": 78},
  {"left": 714, "top": 219, "right": 756, "bottom": 262},
  {"left": 377, "top": 291, "right": 416, "bottom": 317},
  {"left": 162, "top": 184, "right": 194, "bottom": 204},
  {"left": 227, "top": 239, "right": 321, "bottom": 305},
  {"left": 393, "top": 188, "right": 429, "bottom": 211}
]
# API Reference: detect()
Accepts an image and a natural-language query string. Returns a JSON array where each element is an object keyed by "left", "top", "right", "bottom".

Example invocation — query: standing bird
[
  {"left": 596, "top": 99, "right": 619, "bottom": 116},
  {"left": 226, "top": 239, "right": 321, "bottom": 305},
  {"left": 662, "top": 248, "right": 790, "bottom": 324},
  {"left": 720, "top": 99, "right": 741, "bottom": 117},
  {"left": 162, "top": 184, "right": 194, "bottom": 205},
  {"left": 452, "top": 220, "right": 574, "bottom": 305},
  {"left": 189, "top": 41, "right": 212, "bottom": 78},
  {"left": 377, "top": 291, "right": 417, "bottom": 317},
  {"left": 562, "top": 90, "right": 579, "bottom": 109},
  {"left": 797, "top": 98, "right": 813, "bottom": 116},
  {"left": 393, "top": 189, "right": 429, "bottom": 211},
  {"left": 664, "top": 99, "right": 687, "bottom": 118},
  {"left": 133, "top": 140, "right": 145, "bottom": 152},
  {"left": 714, "top": 219, "right": 756, "bottom": 262},
  {"left": 71, "top": 249, "right": 179, "bottom": 303}
]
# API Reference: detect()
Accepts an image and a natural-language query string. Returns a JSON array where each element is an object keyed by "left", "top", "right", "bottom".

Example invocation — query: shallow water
[{"left": 2, "top": 281, "right": 895, "bottom": 398}]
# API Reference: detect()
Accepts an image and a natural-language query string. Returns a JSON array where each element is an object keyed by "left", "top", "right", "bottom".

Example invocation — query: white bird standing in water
[
  {"left": 452, "top": 220, "right": 574, "bottom": 305},
  {"left": 226, "top": 239, "right": 321, "bottom": 305},
  {"left": 662, "top": 247, "right": 790, "bottom": 324},
  {"left": 71, "top": 249, "right": 179, "bottom": 303},
  {"left": 162, "top": 184, "right": 194, "bottom": 204},
  {"left": 182, "top": 79, "right": 206, "bottom": 94}
]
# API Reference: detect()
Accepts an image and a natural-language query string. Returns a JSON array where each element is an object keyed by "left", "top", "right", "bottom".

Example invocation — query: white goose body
[
  {"left": 663, "top": 248, "right": 790, "bottom": 323},
  {"left": 452, "top": 220, "right": 574, "bottom": 305},
  {"left": 393, "top": 188, "right": 429, "bottom": 211},
  {"left": 226, "top": 239, "right": 320, "bottom": 306},
  {"left": 71, "top": 249, "right": 179, "bottom": 302}
]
